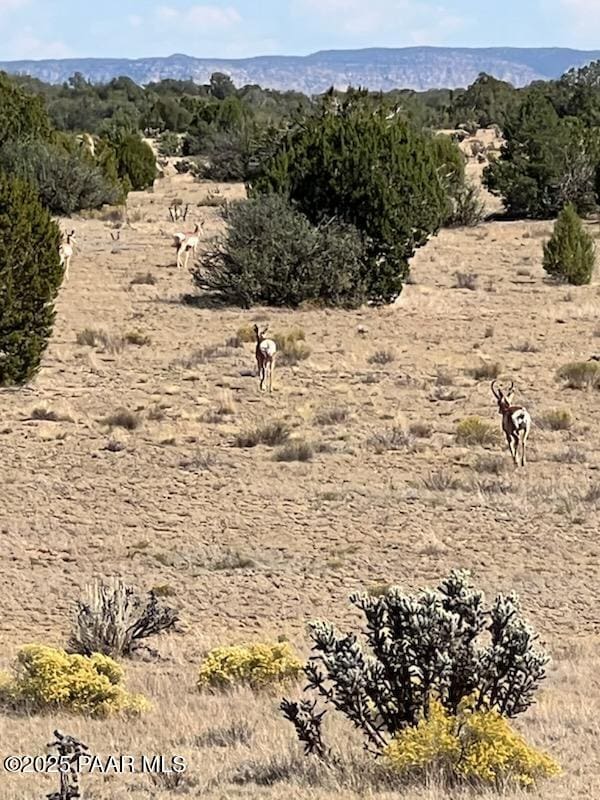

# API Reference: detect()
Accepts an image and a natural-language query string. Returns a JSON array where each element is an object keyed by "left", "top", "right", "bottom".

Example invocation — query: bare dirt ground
[{"left": 0, "top": 137, "right": 599, "bottom": 798}]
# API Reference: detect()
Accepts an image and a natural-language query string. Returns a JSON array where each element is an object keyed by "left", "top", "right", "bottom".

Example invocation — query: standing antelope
[
  {"left": 491, "top": 380, "right": 531, "bottom": 467},
  {"left": 59, "top": 230, "right": 76, "bottom": 282},
  {"left": 174, "top": 223, "right": 202, "bottom": 269},
  {"left": 254, "top": 324, "right": 277, "bottom": 393}
]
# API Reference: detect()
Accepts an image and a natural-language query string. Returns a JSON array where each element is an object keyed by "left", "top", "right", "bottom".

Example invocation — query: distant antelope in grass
[
  {"left": 173, "top": 223, "right": 202, "bottom": 269},
  {"left": 254, "top": 324, "right": 277, "bottom": 393},
  {"left": 491, "top": 380, "right": 531, "bottom": 467},
  {"left": 59, "top": 230, "right": 76, "bottom": 281}
]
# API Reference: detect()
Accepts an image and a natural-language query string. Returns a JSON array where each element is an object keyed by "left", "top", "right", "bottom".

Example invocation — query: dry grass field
[{"left": 1, "top": 136, "right": 599, "bottom": 798}]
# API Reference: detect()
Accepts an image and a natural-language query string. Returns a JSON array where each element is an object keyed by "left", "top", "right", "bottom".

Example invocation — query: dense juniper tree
[
  {"left": 0, "top": 174, "right": 63, "bottom": 385},
  {"left": 250, "top": 90, "right": 450, "bottom": 302}
]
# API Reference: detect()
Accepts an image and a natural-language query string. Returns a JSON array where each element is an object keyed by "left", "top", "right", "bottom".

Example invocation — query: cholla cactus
[
  {"left": 286, "top": 571, "right": 548, "bottom": 752},
  {"left": 280, "top": 698, "right": 329, "bottom": 759},
  {"left": 46, "top": 730, "right": 89, "bottom": 800}
]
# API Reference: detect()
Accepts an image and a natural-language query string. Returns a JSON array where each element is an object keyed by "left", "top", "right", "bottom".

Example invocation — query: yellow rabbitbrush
[
  {"left": 385, "top": 699, "right": 560, "bottom": 788},
  {"left": 198, "top": 642, "right": 303, "bottom": 691},
  {"left": 0, "top": 645, "right": 148, "bottom": 717}
]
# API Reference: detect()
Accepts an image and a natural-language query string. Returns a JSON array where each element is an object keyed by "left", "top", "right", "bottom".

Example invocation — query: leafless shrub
[
  {"left": 432, "top": 385, "right": 461, "bottom": 402},
  {"left": 202, "top": 392, "right": 236, "bottom": 422},
  {"left": 179, "top": 451, "right": 217, "bottom": 471},
  {"left": 435, "top": 369, "right": 454, "bottom": 386},
  {"left": 274, "top": 440, "right": 314, "bottom": 462},
  {"left": 556, "top": 361, "right": 600, "bottom": 390},
  {"left": 101, "top": 408, "right": 140, "bottom": 431},
  {"left": 196, "top": 722, "right": 253, "bottom": 748},
  {"left": 456, "top": 416, "right": 498, "bottom": 446},
  {"left": 147, "top": 404, "right": 167, "bottom": 421},
  {"left": 367, "top": 427, "right": 416, "bottom": 454},
  {"left": 212, "top": 550, "right": 256, "bottom": 571},
  {"left": 172, "top": 346, "right": 230, "bottom": 369},
  {"left": 69, "top": 579, "right": 178, "bottom": 658},
  {"left": 551, "top": 447, "right": 587, "bottom": 464},
  {"left": 234, "top": 421, "right": 290, "bottom": 448},
  {"left": 273, "top": 329, "right": 311, "bottom": 366},
  {"left": 76, "top": 328, "right": 125, "bottom": 353},
  {"left": 470, "top": 362, "right": 501, "bottom": 380},
  {"left": 584, "top": 483, "right": 600, "bottom": 503},
  {"left": 124, "top": 330, "right": 151, "bottom": 347},
  {"left": 29, "top": 404, "right": 74, "bottom": 423},
  {"left": 149, "top": 771, "right": 194, "bottom": 792},
  {"left": 538, "top": 409, "right": 573, "bottom": 431},
  {"left": 368, "top": 349, "right": 396, "bottom": 365},
  {"left": 471, "top": 477, "right": 513, "bottom": 495},
  {"left": 409, "top": 421, "right": 433, "bottom": 438},
  {"left": 422, "top": 470, "right": 462, "bottom": 491},
  {"left": 130, "top": 272, "right": 157, "bottom": 286},
  {"left": 314, "top": 407, "right": 349, "bottom": 426},
  {"left": 453, "top": 271, "right": 478, "bottom": 290},
  {"left": 474, "top": 454, "right": 506, "bottom": 474},
  {"left": 511, "top": 341, "right": 540, "bottom": 353},
  {"left": 104, "top": 439, "right": 126, "bottom": 452}
]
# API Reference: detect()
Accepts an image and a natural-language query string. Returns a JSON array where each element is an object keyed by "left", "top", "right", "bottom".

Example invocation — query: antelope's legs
[{"left": 521, "top": 430, "right": 529, "bottom": 467}]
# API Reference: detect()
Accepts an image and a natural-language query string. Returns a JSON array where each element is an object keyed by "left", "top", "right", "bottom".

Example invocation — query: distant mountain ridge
[{"left": 2, "top": 47, "right": 600, "bottom": 93}]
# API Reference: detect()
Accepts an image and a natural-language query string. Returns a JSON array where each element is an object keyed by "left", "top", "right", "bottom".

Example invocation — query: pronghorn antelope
[
  {"left": 59, "top": 230, "right": 76, "bottom": 281},
  {"left": 491, "top": 380, "right": 531, "bottom": 467},
  {"left": 173, "top": 223, "right": 202, "bottom": 269},
  {"left": 254, "top": 324, "right": 277, "bottom": 393}
]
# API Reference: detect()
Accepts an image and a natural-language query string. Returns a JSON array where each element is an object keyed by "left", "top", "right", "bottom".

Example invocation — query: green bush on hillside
[
  {"left": 543, "top": 203, "right": 595, "bottom": 284},
  {"left": 251, "top": 90, "right": 450, "bottom": 303},
  {"left": 0, "top": 173, "right": 63, "bottom": 385}
]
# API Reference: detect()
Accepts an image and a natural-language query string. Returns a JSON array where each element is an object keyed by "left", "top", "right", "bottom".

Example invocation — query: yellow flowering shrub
[
  {"left": 385, "top": 699, "right": 560, "bottom": 788},
  {"left": 198, "top": 642, "right": 302, "bottom": 691},
  {"left": 1, "top": 645, "right": 149, "bottom": 717}
]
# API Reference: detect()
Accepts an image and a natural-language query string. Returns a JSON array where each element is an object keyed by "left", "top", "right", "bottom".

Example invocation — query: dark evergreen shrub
[
  {"left": 0, "top": 173, "right": 63, "bottom": 385},
  {"left": 543, "top": 203, "right": 595, "bottom": 284},
  {"left": 250, "top": 91, "right": 449, "bottom": 303},
  {"left": 114, "top": 134, "right": 157, "bottom": 191}
]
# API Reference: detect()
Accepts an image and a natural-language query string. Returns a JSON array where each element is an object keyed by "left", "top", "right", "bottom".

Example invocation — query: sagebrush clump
[
  {"left": 0, "top": 645, "right": 148, "bottom": 717},
  {"left": 69, "top": 579, "right": 178, "bottom": 658},
  {"left": 456, "top": 417, "right": 498, "bottom": 445},
  {"left": 556, "top": 361, "right": 600, "bottom": 389},
  {"left": 198, "top": 642, "right": 302, "bottom": 691}
]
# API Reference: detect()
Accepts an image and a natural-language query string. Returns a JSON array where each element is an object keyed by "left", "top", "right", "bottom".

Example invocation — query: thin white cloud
[
  {"left": 557, "top": 0, "right": 600, "bottom": 44},
  {"left": 294, "top": 0, "right": 464, "bottom": 44},
  {"left": 5, "top": 32, "right": 73, "bottom": 59},
  {"left": 156, "top": 4, "right": 241, "bottom": 29},
  {"left": 0, "top": 0, "right": 29, "bottom": 11}
]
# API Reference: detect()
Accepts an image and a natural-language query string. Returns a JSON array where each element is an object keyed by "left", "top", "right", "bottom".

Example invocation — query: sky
[{"left": 0, "top": 0, "right": 599, "bottom": 61}]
